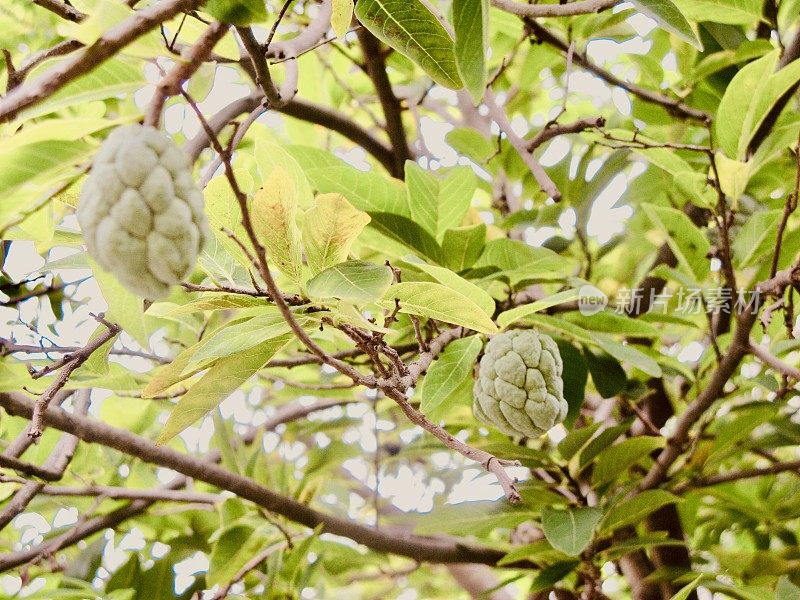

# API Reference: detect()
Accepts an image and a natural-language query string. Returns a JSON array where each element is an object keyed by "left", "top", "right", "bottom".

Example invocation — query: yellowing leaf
[
  {"left": 714, "top": 152, "right": 751, "bottom": 205},
  {"left": 378, "top": 281, "right": 498, "bottom": 333},
  {"left": 302, "top": 193, "right": 371, "bottom": 276},
  {"left": 331, "top": 0, "right": 354, "bottom": 37},
  {"left": 252, "top": 166, "right": 303, "bottom": 287}
]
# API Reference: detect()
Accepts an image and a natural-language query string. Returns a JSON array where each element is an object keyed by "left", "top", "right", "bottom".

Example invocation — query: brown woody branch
[
  {"left": 32, "top": 0, "right": 84, "bottom": 22},
  {"left": 674, "top": 459, "right": 800, "bottom": 493},
  {"left": 357, "top": 28, "right": 413, "bottom": 178},
  {"left": 0, "top": 390, "right": 89, "bottom": 529},
  {"left": 28, "top": 318, "right": 120, "bottom": 439},
  {"left": 525, "top": 19, "right": 709, "bottom": 122},
  {"left": 145, "top": 21, "right": 229, "bottom": 127},
  {"left": 0, "top": 0, "right": 203, "bottom": 123},
  {"left": 491, "top": 0, "right": 619, "bottom": 17},
  {"left": 0, "top": 391, "right": 535, "bottom": 568},
  {"left": 485, "top": 89, "right": 562, "bottom": 200}
]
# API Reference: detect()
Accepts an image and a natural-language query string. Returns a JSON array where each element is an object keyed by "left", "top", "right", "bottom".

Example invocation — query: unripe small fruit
[
  {"left": 77, "top": 125, "right": 209, "bottom": 300},
  {"left": 473, "top": 330, "right": 568, "bottom": 437}
]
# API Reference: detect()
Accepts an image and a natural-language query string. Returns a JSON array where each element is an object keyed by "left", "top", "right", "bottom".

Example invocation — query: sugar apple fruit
[
  {"left": 473, "top": 330, "right": 569, "bottom": 437},
  {"left": 77, "top": 124, "right": 209, "bottom": 300}
]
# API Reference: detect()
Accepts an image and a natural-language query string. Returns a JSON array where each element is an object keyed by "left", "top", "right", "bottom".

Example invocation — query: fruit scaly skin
[
  {"left": 77, "top": 124, "right": 209, "bottom": 300},
  {"left": 473, "top": 330, "right": 568, "bottom": 437}
]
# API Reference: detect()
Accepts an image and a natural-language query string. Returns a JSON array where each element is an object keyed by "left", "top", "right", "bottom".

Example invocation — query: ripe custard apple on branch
[
  {"left": 473, "top": 330, "right": 569, "bottom": 437},
  {"left": 77, "top": 124, "right": 209, "bottom": 300}
]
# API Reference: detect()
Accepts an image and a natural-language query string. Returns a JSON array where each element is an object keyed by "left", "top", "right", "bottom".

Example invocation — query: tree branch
[
  {"left": 145, "top": 21, "right": 229, "bottom": 127},
  {"left": 356, "top": 28, "right": 413, "bottom": 178},
  {"left": 0, "top": 391, "right": 535, "bottom": 568},
  {"left": 492, "top": 0, "right": 619, "bottom": 17},
  {"left": 525, "top": 19, "right": 709, "bottom": 122},
  {"left": 32, "top": 0, "right": 85, "bottom": 22},
  {"left": 0, "top": 0, "right": 203, "bottom": 123},
  {"left": 485, "top": 89, "right": 562, "bottom": 200}
]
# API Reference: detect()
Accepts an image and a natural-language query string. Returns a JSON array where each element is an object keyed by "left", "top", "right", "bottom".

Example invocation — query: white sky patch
[{"left": 587, "top": 173, "right": 634, "bottom": 244}]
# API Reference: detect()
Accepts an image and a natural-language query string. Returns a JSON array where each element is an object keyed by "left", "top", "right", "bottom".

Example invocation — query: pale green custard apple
[
  {"left": 77, "top": 124, "right": 209, "bottom": 300},
  {"left": 473, "top": 330, "right": 568, "bottom": 437}
]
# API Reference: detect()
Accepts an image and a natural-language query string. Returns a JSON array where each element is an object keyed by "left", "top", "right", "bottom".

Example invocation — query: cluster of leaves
[{"left": 2, "top": 0, "right": 800, "bottom": 599}]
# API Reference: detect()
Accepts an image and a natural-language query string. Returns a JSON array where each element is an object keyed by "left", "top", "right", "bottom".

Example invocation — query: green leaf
[
  {"left": 354, "top": 0, "right": 463, "bottom": 89},
  {"left": 378, "top": 281, "right": 499, "bottom": 333},
  {"left": 399, "top": 258, "right": 495, "bottom": 317},
  {"left": 777, "top": 576, "right": 800, "bottom": 600},
  {"left": 541, "top": 506, "right": 602, "bottom": 556},
  {"left": 208, "top": 524, "right": 273, "bottom": 587},
  {"left": 592, "top": 335, "right": 662, "bottom": 378},
  {"left": 714, "top": 152, "right": 751, "bottom": 202},
  {"left": 331, "top": 0, "right": 354, "bottom": 37},
  {"left": 671, "top": 0, "right": 762, "bottom": 25},
  {"left": 452, "top": 0, "right": 489, "bottom": 102},
  {"left": 252, "top": 166, "right": 304, "bottom": 288},
  {"left": 716, "top": 52, "right": 800, "bottom": 160},
  {"left": 556, "top": 340, "right": 588, "bottom": 426},
  {"left": 16, "top": 59, "right": 145, "bottom": 122},
  {"left": 671, "top": 575, "right": 704, "bottom": 600},
  {"left": 368, "top": 212, "right": 445, "bottom": 263},
  {"left": 530, "top": 561, "right": 581, "bottom": 593},
  {"left": 415, "top": 500, "right": 533, "bottom": 535},
  {"left": 253, "top": 138, "right": 314, "bottom": 207},
  {"left": 630, "top": 0, "right": 701, "bottom": 49},
  {"left": 89, "top": 258, "right": 150, "bottom": 350},
  {"left": 286, "top": 146, "right": 408, "bottom": 215},
  {"left": 592, "top": 436, "right": 665, "bottom": 485},
  {"left": 584, "top": 349, "right": 627, "bottom": 399},
  {"left": 185, "top": 312, "right": 300, "bottom": 371},
  {"left": 733, "top": 209, "right": 782, "bottom": 268},
  {"left": 302, "top": 193, "right": 371, "bottom": 276},
  {"left": 0, "top": 140, "right": 91, "bottom": 197},
  {"left": 642, "top": 204, "right": 709, "bottom": 282},
  {"left": 405, "top": 163, "right": 475, "bottom": 239},
  {"left": 419, "top": 336, "right": 482, "bottom": 414},
  {"left": 306, "top": 260, "right": 394, "bottom": 304},
  {"left": 204, "top": 0, "right": 267, "bottom": 24},
  {"left": 157, "top": 334, "right": 293, "bottom": 444},
  {"left": 497, "top": 289, "right": 580, "bottom": 329},
  {"left": 441, "top": 224, "right": 486, "bottom": 271},
  {"left": 602, "top": 490, "right": 681, "bottom": 532}
]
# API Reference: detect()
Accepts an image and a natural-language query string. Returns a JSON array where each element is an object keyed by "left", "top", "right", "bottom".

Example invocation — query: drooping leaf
[
  {"left": 642, "top": 204, "right": 709, "bottom": 282},
  {"left": 670, "top": 0, "right": 762, "bottom": 25},
  {"left": 583, "top": 349, "right": 627, "bottom": 399},
  {"left": 629, "top": 0, "right": 701, "bottom": 49},
  {"left": 716, "top": 52, "right": 800, "bottom": 160},
  {"left": 419, "top": 336, "right": 482, "bottom": 415},
  {"left": 368, "top": 212, "right": 445, "bottom": 264},
  {"left": 157, "top": 334, "right": 293, "bottom": 444},
  {"left": 441, "top": 223, "right": 486, "bottom": 271},
  {"left": 306, "top": 260, "right": 394, "bottom": 304},
  {"left": 452, "top": 0, "right": 489, "bottom": 102},
  {"left": 602, "top": 490, "right": 681, "bottom": 532},
  {"left": 378, "top": 281, "right": 499, "bottom": 333},
  {"left": 592, "top": 436, "right": 665, "bottom": 485},
  {"left": 252, "top": 166, "right": 304, "bottom": 288},
  {"left": 302, "top": 193, "right": 371, "bottom": 276},
  {"left": 354, "top": 0, "right": 463, "bottom": 89},
  {"left": 541, "top": 506, "right": 603, "bottom": 556},
  {"left": 331, "top": 0, "right": 354, "bottom": 37}
]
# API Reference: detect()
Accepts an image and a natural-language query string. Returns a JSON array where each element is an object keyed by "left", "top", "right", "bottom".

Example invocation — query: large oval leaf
[
  {"left": 378, "top": 281, "right": 498, "bottom": 333},
  {"left": 355, "top": 0, "right": 463, "bottom": 89}
]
